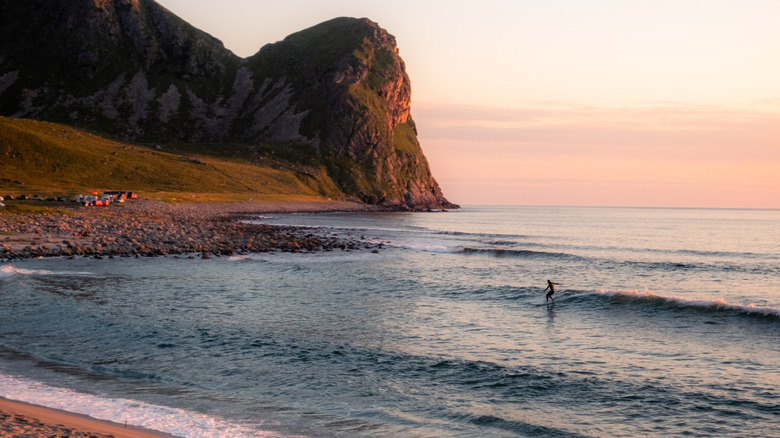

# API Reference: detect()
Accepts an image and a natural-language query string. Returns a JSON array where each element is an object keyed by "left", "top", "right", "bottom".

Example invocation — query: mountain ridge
[{"left": 0, "top": 0, "right": 456, "bottom": 209}]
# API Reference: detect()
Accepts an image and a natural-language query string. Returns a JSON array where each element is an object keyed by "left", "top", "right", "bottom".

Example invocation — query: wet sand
[{"left": 0, "top": 397, "right": 177, "bottom": 437}]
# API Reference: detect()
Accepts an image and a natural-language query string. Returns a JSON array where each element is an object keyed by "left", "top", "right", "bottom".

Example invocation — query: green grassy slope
[{"left": 0, "top": 117, "right": 344, "bottom": 202}]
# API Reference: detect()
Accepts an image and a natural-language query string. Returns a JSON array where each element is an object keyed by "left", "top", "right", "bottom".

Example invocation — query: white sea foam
[
  {"left": 0, "top": 372, "right": 295, "bottom": 438},
  {"left": 0, "top": 265, "right": 93, "bottom": 278},
  {"left": 592, "top": 289, "right": 780, "bottom": 319},
  {"left": 369, "top": 239, "right": 459, "bottom": 254},
  {"left": 400, "top": 242, "right": 455, "bottom": 253}
]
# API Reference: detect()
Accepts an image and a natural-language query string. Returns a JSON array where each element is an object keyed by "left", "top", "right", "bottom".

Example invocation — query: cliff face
[
  {"left": 0, "top": 0, "right": 456, "bottom": 209},
  {"left": 247, "top": 18, "right": 452, "bottom": 207},
  {"left": 0, "top": 0, "right": 242, "bottom": 140}
]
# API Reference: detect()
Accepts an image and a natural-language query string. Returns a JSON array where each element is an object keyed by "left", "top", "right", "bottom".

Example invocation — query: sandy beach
[
  {"left": 0, "top": 199, "right": 380, "bottom": 259},
  {"left": 0, "top": 397, "right": 177, "bottom": 437}
]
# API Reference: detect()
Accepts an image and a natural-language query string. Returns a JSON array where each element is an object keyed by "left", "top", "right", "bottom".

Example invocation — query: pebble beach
[{"left": 0, "top": 199, "right": 379, "bottom": 260}]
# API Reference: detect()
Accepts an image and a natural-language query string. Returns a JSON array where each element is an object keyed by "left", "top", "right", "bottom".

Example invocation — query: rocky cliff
[{"left": 0, "top": 0, "right": 456, "bottom": 209}]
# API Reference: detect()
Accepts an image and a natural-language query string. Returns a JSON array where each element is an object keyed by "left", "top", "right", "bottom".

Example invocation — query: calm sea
[{"left": 1, "top": 206, "right": 779, "bottom": 437}]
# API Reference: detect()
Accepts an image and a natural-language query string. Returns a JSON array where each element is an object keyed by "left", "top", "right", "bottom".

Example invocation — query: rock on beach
[{"left": 0, "top": 200, "right": 377, "bottom": 260}]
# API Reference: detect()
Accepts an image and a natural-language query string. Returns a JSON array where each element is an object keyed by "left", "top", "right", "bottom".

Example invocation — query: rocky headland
[{"left": 0, "top": 0, "right": 457, "bottom": 210}]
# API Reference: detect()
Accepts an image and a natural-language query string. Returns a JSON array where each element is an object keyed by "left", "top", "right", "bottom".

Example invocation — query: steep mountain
[{"left": 0, "top": 0, "right": 456, "bottom": 209}]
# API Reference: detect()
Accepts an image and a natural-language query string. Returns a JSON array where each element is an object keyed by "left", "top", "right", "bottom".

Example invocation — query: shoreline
[
  {"left": 0, "top": 199, "right": 383, "bottom": 260},
  {"left": 0, "top": 199, "right": 378, "bottom": 438},
  {"left": 0, "top": 396, "right": 177, "bottom": 438}
]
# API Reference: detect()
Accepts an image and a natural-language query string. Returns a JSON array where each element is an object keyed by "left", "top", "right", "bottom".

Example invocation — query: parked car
[
  {"left": 0, "top": 202, "right": 5, "bottom": 208},
  {"left": 75, "top": 194, "right": 108, "bottom": 206},
  {"left": 75, "top": 195, "right": 95, "bottom": 205},
  {"left": 56, "top": 197, "right": 66, "bottom": 202},
  {"left": 32, "top": 195, "right": 43, "bottom": 201},
  {"left": 4, "top": 195, "right": 13, "bottom": 200},
  {"left": 17, "top": 195, "right": 29, "bottom": 200}
]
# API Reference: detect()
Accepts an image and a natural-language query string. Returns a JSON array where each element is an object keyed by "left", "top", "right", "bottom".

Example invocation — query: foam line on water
[
  {"left": 0, "top": 372, "right": 289, "bottom": 438},
  {"left": 0, "top": 265, "right": 93, "bottom": 278}
]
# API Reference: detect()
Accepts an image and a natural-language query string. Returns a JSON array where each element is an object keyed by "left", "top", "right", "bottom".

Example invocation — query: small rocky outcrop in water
[{"left": 0, "top": 0, "right": 457, "bottom": 210}]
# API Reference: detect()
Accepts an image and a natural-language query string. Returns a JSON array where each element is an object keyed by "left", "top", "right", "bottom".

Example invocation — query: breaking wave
[
  {"left": 587, "top": 289, "right": 780, "bottom": 320},
  {"left": 0, "top": 372, "right": 275, "bottom": 438},
  {"left": 0, "top": 265, "right": 93, "bottom": 278},
  {"left": 458, "top": 247, "right": 579, "bottom": 260}
]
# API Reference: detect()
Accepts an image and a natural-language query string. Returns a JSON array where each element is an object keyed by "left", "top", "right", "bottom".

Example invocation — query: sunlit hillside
[{"left": 0, "top": 116, "right": 344, "bottom": 202}]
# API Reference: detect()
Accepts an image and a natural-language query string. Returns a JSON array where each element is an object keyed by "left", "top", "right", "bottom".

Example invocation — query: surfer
[{"left": 544, "top": 279, "right": 559, "bottom": 302}]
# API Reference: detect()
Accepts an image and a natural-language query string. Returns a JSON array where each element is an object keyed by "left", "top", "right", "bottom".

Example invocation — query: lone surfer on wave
[{"left": 544, "top": 279, "right": 560, "bottom": 302}]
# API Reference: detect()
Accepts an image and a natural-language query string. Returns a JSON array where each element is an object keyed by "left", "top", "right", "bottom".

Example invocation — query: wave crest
[
  {"left": 459, "top": 247, "right": 576, "bottom": 259},
  {"left": 591, "top": 289, "right": 780, "bottom": 320},
  {"left": 1, "top": 265, "right": 93, "bottom": 278},
  {"left": 0, "top": 372, "right": 269, "bottom": 437}
]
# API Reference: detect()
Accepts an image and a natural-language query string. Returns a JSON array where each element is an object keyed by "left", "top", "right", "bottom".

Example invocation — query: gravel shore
[{"left": 0, "top": 199, "right": 379, "bottom": 260}]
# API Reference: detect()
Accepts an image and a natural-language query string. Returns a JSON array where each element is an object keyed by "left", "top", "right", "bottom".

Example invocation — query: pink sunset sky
[{"left": 158, "top": 0, "right": 780, "bottom": 208}]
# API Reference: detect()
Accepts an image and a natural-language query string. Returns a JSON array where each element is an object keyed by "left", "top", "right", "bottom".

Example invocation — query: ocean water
[{"left": 0, "top": 206, "right": 779, "bottom": 437}]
